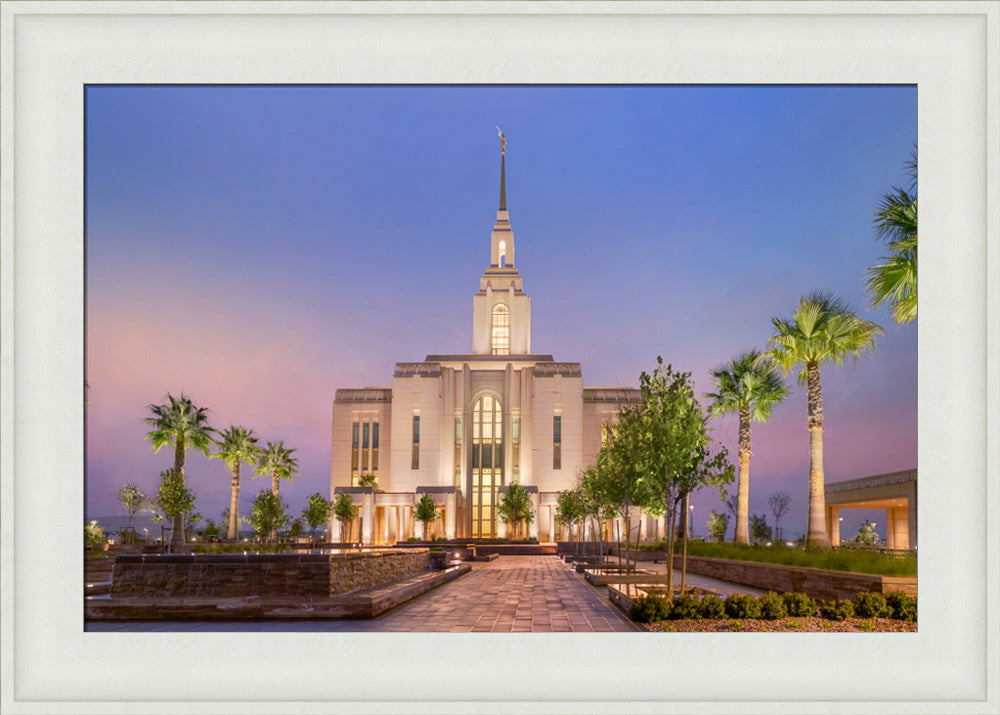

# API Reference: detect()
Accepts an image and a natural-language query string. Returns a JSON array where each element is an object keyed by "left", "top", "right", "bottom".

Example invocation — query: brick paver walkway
[
  {"left": 369, "top": 555, "right": 636, "bottom": 632},
  {"left": 86, "top": 555, "right": 638, "bottom": 632}
]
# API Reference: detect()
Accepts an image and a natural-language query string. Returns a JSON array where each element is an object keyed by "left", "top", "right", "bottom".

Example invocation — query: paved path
[{"left": 86, "top": 555, "right": 638, "bottom": 632}]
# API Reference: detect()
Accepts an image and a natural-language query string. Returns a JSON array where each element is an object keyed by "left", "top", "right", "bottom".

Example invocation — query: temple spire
[{"left": 496, "top": 125, "right": 507, "bottom": 210}]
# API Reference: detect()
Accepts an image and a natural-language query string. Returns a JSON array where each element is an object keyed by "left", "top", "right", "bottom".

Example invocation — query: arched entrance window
[
  {"left": 491, "top": 304, "right": 509, "bottom": 355},
  {"left": 471, "top": 394, "right": 503, "bottom": 537}
]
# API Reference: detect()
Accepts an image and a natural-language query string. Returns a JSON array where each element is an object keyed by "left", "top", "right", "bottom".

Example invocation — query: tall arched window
[
  {"left": 491, "top": 304, "right": 510, "bottom": 355},
  {"left": 498, "top": 240, "right": 507, "bottom": 268},
  {"left": 471, "top": 394, "right": 503, "bottom": 538}
]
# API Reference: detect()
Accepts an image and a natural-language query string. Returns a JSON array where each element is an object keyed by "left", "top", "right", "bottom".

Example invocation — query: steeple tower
[
  {"left": 490, "top": 126, "right": 514, "bottom": 269},
  {"left": 472, "top": 128, "right": 531, "bottom": 355}
]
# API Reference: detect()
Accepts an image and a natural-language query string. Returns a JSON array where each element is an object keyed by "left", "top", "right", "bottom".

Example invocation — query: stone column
[
  {"left": 361, "top": 493, "right": 374, "bottom": 545},
  {"left": 446, "top": 492, "right": 457, "bottom": 539},
  {"left": 827, "top": 506, "right": 840, "bottom": 545},
  {"left": 906, "top": 482, "right": 917, "bottom": 550},
  {"left": 330, "top": 515, "right": 342, "bottom": 542}
]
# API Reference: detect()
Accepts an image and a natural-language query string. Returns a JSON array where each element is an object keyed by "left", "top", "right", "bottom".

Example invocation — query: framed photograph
[{"left": 2, "top": 2, "right": 996, "bottom": 713}]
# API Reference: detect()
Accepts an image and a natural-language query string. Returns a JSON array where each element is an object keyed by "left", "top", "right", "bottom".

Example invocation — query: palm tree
[
  {"left": 706, "top": 350, "right": 788, "bottom": 545},
  {"left": 866, "top": 153, "right": 917, "bottom": 324},
  {"left": 763, "top": 293, "right": 883, "bottom": 547},
  {"left": 144, "top": 393, "right": 215, "bottom": 546},
  {"left": 255, "top": 440, "right": 298, "bottom": 541},
  {"left": 211, "top": 426, "right": 262, "bottom": 541}
]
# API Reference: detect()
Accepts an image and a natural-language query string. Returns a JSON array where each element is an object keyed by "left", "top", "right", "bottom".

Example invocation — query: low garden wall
[
  {"left": 668, "top": 554, "right": 916, "bottom": 601},
  {"left": 111, "top": 549, "right": 431, "bottom": 598}
]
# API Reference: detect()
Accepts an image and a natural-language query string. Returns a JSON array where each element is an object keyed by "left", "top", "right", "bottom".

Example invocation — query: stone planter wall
[
  {"left": 670, "top": 555, "right": 916, "bottom": 601},
  {"left": 111, "top": 550, "right": 431, "bottom": 598}
]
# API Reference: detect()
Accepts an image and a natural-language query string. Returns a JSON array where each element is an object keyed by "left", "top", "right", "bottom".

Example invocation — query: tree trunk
[
  {"left": 271, "top": 473, "right": 280, "bottom": 543},
  {"left": 665, "top": 495, "right": 676, "bottom": 598},
  {"left": 681, "top": 495, "right": 689, "bottom": 593},
  {"left": 171, "top": 437, "right": 185, "bottom": 547},
  {"left": 735, "top": 404, "right": 751, "bottom": 544},
  {"left": 806, "top": 364, "right": 830, "bottom": 547},
  {"left": 228, "top": 463, "right": 241, "bottom": 541}
]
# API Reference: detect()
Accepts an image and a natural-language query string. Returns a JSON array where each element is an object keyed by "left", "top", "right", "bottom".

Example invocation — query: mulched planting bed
[{"left": 640, "top": 616, "right": 916, "bottom": 632}]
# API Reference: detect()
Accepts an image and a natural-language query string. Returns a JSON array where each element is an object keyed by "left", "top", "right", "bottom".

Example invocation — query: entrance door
[{"left": 470, "top": 394, "right": 503, "bottom": 538}]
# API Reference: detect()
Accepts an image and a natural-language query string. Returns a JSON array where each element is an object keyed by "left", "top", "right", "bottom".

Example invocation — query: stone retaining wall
[
  {"left": 111, "top": 550, "right": 431, "bottom": 598},
  {"left": 670, "top": 555, "right": 917, "bottom": 601}
]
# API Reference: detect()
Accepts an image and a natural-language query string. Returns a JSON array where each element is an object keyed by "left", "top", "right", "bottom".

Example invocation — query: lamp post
[
  {"left": 839, "top": 516, "right": 844, "bottom": 546},
  {"left": 688, "top": 503, "right": 694, "bottom": 538}
]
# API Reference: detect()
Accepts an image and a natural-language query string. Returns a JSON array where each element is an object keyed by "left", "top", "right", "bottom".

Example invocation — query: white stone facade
[{"left": 330, "top": 150, "right": 640, "bottom": 543}]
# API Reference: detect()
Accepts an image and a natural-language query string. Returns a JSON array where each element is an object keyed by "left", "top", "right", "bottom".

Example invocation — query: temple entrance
[{"left": 470, "top": 394, "right": 504, "bottom": 537}]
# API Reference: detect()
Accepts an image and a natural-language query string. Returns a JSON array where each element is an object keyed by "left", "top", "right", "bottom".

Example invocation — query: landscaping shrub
[
  {"left": 429, "top": 546, "right": 444, "bottom": 551},
  {"left": 724, "top": 594, "right": 761, "bottom": 619},
  {"left": 854, "top": 592, "right": 891, "bottom": 618},
  {"left": 699, "top": 594, "right": 726, "bottom": 619},
  {"left": 818, "top": 599, "right": 855, "bottom": 621},
  {"left": 630, "top": 594, "right": 672, "bottom": 623},
  {"left": 885, "top": 591, "right": 917, "bottom": 621},
  {"left": 669, "top": 593, "right": 702, "bottom": 620},
  {"left": 757, "top": 592, "right": 787, "bottom": 620},
  {"left": 782, "top": 592, "right": 817, "bottom": 617}
]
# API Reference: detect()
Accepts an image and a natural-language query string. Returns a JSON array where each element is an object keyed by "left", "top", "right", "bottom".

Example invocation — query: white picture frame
[{"left": 1, "top": 2, "right": 997, "bottom": 713}]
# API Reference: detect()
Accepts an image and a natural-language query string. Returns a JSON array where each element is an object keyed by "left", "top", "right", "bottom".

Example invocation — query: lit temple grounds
[{"left": 85, "top": 87, "right": 917, "bottom": 633}]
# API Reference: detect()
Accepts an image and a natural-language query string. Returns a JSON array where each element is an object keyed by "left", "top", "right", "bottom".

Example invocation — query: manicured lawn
[{"left": 641, "top": 540, "right": 917, "bottom": 577}]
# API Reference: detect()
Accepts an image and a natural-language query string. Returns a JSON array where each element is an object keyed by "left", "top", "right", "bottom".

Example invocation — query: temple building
[{"left": 329, "top": 134, "right": 640, "bottom": 544}]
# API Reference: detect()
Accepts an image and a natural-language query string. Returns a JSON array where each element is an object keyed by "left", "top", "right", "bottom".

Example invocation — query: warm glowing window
[
  {"left": 498, "top": 241, "right": 507, "bottom": 268},
  {"left": 491, "top": 304, "right": 510, "bottom": 355}
]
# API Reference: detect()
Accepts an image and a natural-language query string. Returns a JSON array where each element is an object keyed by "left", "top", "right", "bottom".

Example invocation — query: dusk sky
[{"left": 85, "top": 85, "right": 916, "bottom": 540}]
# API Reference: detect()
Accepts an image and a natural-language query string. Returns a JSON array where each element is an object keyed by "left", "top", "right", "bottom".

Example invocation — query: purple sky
[{"left": 85, "top": 85, "right": 916, "bottom": 540}]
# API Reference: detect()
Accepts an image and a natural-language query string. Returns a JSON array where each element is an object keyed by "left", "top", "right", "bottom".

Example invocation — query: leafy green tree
[
  {"left": 151, "top": 468, "right": 196, "bottom": 550},
  {"left": 302, "top": 492, "right": 334, "bottom": 543},
  {"left": 198, "top": 518, "right": 221, "bottom": 542},
  {"left": 332, "top": 492, "right": 358, "bottom": 542},
  {"left": 555, "top": 487, "right": 585, "bottom": 552},
  {"left": 248, "top": 490, "right": 289, "bottom": 544},
  {"left": 114, "top": 482, "right": 148, "bottom": 543},
  {"left": 594, "top": 418, "right": 652, "bottom": 573},
  {"left": 853, "top": 521, "right": 879, "bottom": 546},
  {"left": 144, "top": 394, "right": 215, "bottom": 546},
  {"left": 866, "top": 152, "right": 917, "bottom": 324},
  {"left": 212, "top": 425, "right": 262, "bottom": 541},
  {"left": 707, "top": 510, "right": 729, "bottom": 542},
  {"left": 579, "top": 464, "right": 616, "bottom": 558},
  {"left": 184, "top": 509, "right": 203, "bottom": 541},
  {"left": 749, "top": 513, "right": 772, "bottom": 544},
  {"left": 763, "top": 293, "right": 883, "bottom": 547},
  {"left": 706, "top": 350, "right": 788, "bottom": 544},
  {"left": 288, "top": 518, "right": 304, "bottom": 541},
  {"left": 413, "top": 493, "right": 439, "bottom": 540},
  {"left": 255, "top": 441, "right": 299, "bottom": 541},
  {"left": 629, "top": 358, "right": 733, "bottom": 593},
  {"left": 358, "top": 472, "right": 378, "bottom": 488},
  {"left": 768, "top": 491, "right": 791, "bottom": 540},
  {"left": 497, "top": 482, "right": 535, "bottom": 541},
  {"left": 85, "top": 520, "right": 106, "bottom": 547}
]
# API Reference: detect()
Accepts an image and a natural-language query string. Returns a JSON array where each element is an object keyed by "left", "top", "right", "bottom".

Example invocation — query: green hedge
[{"left": 627, "top": 590, "right": 916, "bottom": 624}]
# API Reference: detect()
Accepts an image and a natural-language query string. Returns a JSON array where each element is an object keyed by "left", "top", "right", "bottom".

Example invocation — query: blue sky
[{"left": 86, "top": 85, "right": 916, "bottom": 540}]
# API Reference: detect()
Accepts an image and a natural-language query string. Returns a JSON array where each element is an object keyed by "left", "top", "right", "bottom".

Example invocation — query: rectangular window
[
  {"left": 411, "top": 416, "right": 420, "bottom": 469},
  {"left": 553, "top": 416, "right": 562, "bottom": 470},
  {"left": 371, "top": 421, "right": 379, "bottom": 472},
  {"left": 455, "top": 417, "right": 462, "bottom": 446},
  {"left": 512, "top": 417, "right": 521, "bottom": 445},
  {"left": 362, "top": 422, "right": 370, "bottom": 449},
  {"left": 351, "top": 421, "right": 360, "bottom": 482}
]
